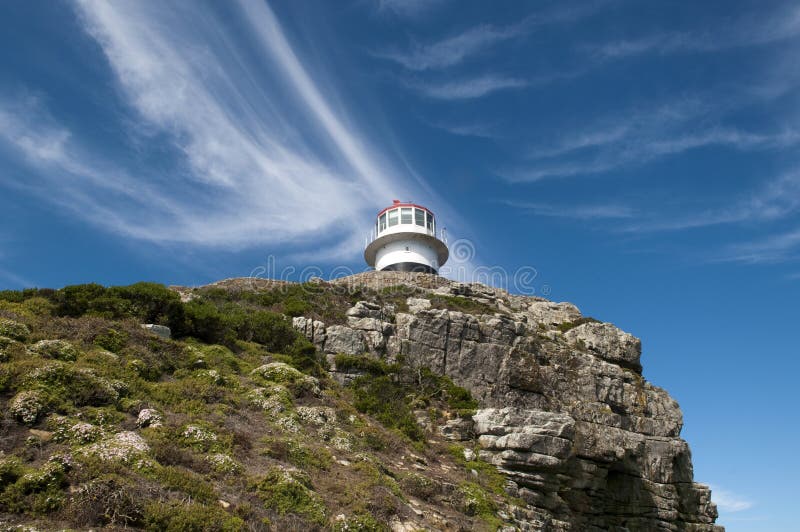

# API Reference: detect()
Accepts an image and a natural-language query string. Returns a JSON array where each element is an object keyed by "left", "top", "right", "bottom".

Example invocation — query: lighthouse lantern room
[{"left": 364, "top": 200, "right": 449, "bottom": 274}]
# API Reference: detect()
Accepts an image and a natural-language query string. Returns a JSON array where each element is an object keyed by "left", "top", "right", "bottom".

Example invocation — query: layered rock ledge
[{"left": 286, "top": 271, "right": 723, "bottom": 531}]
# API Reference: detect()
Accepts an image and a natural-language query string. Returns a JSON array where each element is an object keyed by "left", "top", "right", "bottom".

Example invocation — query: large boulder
[
  {"left": 565, "top": 322, "right": 642, "bottom": 371},
  {"left": 526, "top": 301, "right": 582, "bottom": 326},
  {"left": 323, "top": 325, "right": 366, "bottom": 355},
  {"left": 292, "top": 316, "right": 326, "bottom": 350}
]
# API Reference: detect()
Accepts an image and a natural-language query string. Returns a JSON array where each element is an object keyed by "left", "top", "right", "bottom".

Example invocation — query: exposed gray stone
[
  {"left": 564, "top": 321, "right": 642, "bottom": 371},
  {"left": 324, "top": 325, "right": 366, "bottom": 355},
  {"left": 141, "top": 324, "right": 171, "bottom": 339},
  {"left": 527, "top": 301, "right": 582, "bottom": 326},
  {"left": 407, "top": 297, "right": 432, "bottom": 313},
  {"left": 191, "top": 271, "right": 723, "bottom": 530},
  {"left": 292, "top": 316, "right": 327, "bottom": 349},
  {"left": 440, "top": 417, "right": 474, "bottom": 441}
]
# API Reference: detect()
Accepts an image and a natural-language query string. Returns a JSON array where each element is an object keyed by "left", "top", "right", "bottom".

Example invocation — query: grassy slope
[{"left": 0, "top": 283, "right": 516, "bottom": 531}]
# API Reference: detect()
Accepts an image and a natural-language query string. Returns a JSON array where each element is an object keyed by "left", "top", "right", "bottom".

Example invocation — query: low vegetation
[{"left": 0, "top": 282, "right": 516, "bottom": 530}]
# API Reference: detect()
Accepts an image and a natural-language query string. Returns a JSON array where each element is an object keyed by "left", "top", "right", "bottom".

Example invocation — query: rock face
[
  {"left": 140, "top": 324, "right": 171, "bottom": 339},
  {"left": 293, "top": 272, "right": 722, "bottom": 531}
]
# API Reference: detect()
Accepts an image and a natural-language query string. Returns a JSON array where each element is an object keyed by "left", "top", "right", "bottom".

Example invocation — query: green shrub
[
  {"left": 557, "top": 317, "right": 601, "bottom": 333},
  {"left": 429, "top": 295, "right": 494, "bottom": 315},
  {"left": 0, "top": 319, "right": 30, "bottom": 341},
  {"left": 399, "top": 472, "right": 439, "bottom": 501},
  {"left": 247, "top": 311, "right": 296, "bottom": 351},
  {"left": 253, "top": 468, "right": 326, "bottom": 525},
  {"left": 0, "top": 455, "right": 24, "bottom": 490},
  {"left": 0, "top": 461, "right": 67, "bottom": 514},
  {"left": 93, "top": 328, "right": 129, "bottom": 353},
  {"left": 143, "top": 501, "right": 244, "bottom": 532},
  {"left": 261, "top": 438, "right": 332, "bottom": 470},
  {"left": 20, "top": 362, "right": 119, "bottom": 410},
  {"left": 415, "top": 369, "right": 478, "bottom": 413},
  {"left": 53, "top": 283, "right": 107, "bottom": 317},
  {"left": 0, "top": 336, "right": 24, "bottom": 362},
  {"left": 334, "top": 354, "right": 396, "bottom": 375},
  {"left": 351, "top": 375, "right": 424, "bottom": 442},
  {"left": 458, "top": 481, "right": 499, "bottom": 525},
  {"left": 148, "top": 465, "right": 216, "bottom": 503},
  {"left": 333, "top": 512, "right": 388, "bottom": 531},
  {"left": 283, "top": 298, "right": 310, "bottom": 317},
  {"left": 29, "top": 339, "right": 79, "bottom": 361}
]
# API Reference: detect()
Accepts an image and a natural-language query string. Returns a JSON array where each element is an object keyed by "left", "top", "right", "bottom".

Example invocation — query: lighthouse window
[
  {"left": 426, "top": 212, "right": 434, "bottom": 231},
  {"left": 401, "top": 207, "right": 412, "bottom": 224},
  {"left": 379, "top": 213, "right": 387, "bottom": 232},
  {"left": 388, "top": 209, "right": 398, "bottom": 227},
  {"left": 414, "top": 208, "right": 425, "bottom": 226}
]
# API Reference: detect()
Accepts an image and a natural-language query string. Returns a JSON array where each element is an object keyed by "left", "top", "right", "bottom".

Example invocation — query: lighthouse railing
[{"left": 364, "top": 224, "right": 442, "bottom": 249}]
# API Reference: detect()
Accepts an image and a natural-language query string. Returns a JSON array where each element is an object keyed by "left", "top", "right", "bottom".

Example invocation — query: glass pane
[
  {"left": 426, "top": 212, "right": 434, "bottom": 231},
  {"left": 415, "top": 208, "right": 425, "bottom": 226},
  {"left": 379, "top": 213, "right": 387, "bottom": 232},
  {"left": 388, "top": 209, "right": 398, "bottom": 226},
  {"left": 401, "top": 207, "right": 412, "bottom": 224}
]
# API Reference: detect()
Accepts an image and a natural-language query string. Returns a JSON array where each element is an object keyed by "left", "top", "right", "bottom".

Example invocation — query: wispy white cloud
[
  {"left": 528, "top": 125, "right": 631, "bottom": 159},
  {"left": 377, "top": 0, "right": 616, "bottom": 70},
  {"left": 502, "top": 96, "right": 800, "bottom": 182},
  {"left": 376, "top": 24, "right": 521, "bottom": 71},
  {"left": 426, "top": 120, "right": 501, "bottom": 139},
  {"left": 502, "top": 200, "right": 635, "bottom": 220},
  {"left": 411, "top": 74, "right": 527, "bottom": 100},
  {"left": 0, "top": 0, "right": 428, "bottom": 253},
  {"left": 592, "top": 4, "right": 800, "bottom": 59},
  {"left": 710, "top": 485, "right": 754, "bottom": 513},
  {"left": 374, "top": 0, "right": 450, "bottom": 19},
  {"left": 626, "top": 172, "right": 800, "bottom": 233},
  {"left": 723, "top": 227, "right": 800, "bottom": 264}
]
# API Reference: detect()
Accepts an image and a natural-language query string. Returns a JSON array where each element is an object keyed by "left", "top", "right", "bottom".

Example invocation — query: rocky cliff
[
  {"left": 287, "top": 271, "right": 722, "bottom": 531},
  {"left": 0, "top": 272, "right": 722, "bottom": 531}
]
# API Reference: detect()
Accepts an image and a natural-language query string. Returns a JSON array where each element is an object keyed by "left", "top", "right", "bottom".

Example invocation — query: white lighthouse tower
[{"left": 364, "top": 200, "right": 449, "bottom": 274}]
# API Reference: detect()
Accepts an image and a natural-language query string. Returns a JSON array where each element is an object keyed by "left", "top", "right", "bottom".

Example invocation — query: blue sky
[{"left": 1, "top": 1, "right": 799, "bottom": 528}]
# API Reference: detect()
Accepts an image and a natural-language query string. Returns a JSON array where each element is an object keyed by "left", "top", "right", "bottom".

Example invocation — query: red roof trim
[{"left": 376, "top": 203, "right": 434, "bottom": 217}]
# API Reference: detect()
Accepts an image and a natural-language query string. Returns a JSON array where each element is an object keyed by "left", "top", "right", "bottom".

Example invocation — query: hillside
[{"left": 0, "top": 272, "right": 722, "bottom": 531}]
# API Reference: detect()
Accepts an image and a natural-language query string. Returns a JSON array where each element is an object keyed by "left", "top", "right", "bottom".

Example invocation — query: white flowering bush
[
  {"left": 53, "top": 420, "right": 103, "bottom": 445},
  {"left": 136, "top": 408, "right": 163, "bottom": 428},
  {"left": 196, "top": 369, "right": 226, "bottom": 386},
  {"left": 47, "top": 453, "right": 75, "bottom": 471},
  {"left": 182, "top": 424, "right": 218, "bottom": 445},
  {"left": 19, "top": 460, "right": 66, "bottom": 491},
  {"left": 296, "top": 406, "right": 337, "bottom": 426},
  {"left": 0, "top": 335, "right": 18, "bottom": 362},
  {"left": 251, "top": 362, "right": 320, "bottom": 396},
  {"left": 0, "top": 318, "right": 29, "bottom": 341},
  {"left": 247, "top": 384, "right": 292, "bottom": 415},
  {"left": 328, "top": 429, "right": 355, "bottom": 452},
  {"left": 251, "top": 362, "right": 304, "bottom": 382},
  {"left": 30, "top": 339, "right": 79, "bottom": 361},
  {"left": 276, "top": 414, "right": 301, "bottom": 433},
  {"left": 206, "top": 453, "right": 242, "bottom": 474},
  {"left": 10, "top": 390, "right": 46, "bottom": 424},
  {"left": 80, "top": 432, "right": 149, "bottom": 463}
]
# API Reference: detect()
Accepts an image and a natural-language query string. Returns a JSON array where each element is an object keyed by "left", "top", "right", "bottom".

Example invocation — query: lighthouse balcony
[{"left": 364, "top": 205, "right": 447, "bottom": 248}]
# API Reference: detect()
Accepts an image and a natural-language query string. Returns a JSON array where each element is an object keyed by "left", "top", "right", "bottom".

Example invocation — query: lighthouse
[{"left": 364, "top": 200, "right": 449, "bottom": 274}]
